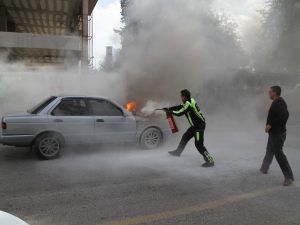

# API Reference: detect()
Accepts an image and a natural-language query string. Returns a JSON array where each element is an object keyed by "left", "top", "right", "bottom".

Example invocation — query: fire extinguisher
[
  {"left": 155, "top": 108, "right": 179, "bottom": 133},
  {"left": 166, "top": 112, "right": 179, "bottom": 133}
]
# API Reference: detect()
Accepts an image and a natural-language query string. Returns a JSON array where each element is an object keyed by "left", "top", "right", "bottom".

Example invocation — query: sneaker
[
  {"left": 202, "top": 162, "right": 215, "bottom": 167},
  {"left": 283, "top": 178, "right": 293, "bottom": 186},
  {"left": 260, "top": 168, "right": 268, "bottom": 174},
  {"left": 168, "top": 150, "right": 181, "bottom": 157}
]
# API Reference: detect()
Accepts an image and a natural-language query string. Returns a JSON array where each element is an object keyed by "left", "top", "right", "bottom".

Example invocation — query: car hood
[
  {"left": 134, "top": 116, "right": 147, "bottom": 122},
  {"left": 134, "top": 115, "right": 170, "bottom": 131},
  {"left": 0, "top": 211, "right": 29, "bottom": 225}
]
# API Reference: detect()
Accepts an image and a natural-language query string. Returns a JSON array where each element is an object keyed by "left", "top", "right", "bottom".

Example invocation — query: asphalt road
[{"left": 1, "top": 125, "right": 299, "bottom": 225}]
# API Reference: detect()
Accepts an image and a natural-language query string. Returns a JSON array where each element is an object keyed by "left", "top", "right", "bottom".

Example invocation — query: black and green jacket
[{"left": 169, "top": 98, "right": 206, "bottom": 129}]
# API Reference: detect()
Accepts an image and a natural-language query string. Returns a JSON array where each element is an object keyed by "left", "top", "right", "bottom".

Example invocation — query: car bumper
[{"left": 0, "top": 133, "right": 35, "bottom": 147}]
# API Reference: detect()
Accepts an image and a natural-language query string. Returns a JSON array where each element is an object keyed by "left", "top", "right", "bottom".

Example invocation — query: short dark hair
[
  {"left": 270, "top": 86, "right": 282, "bottom": 96},
  {"left": 181, "top": 89, "right": 191, "bottom": 100}
]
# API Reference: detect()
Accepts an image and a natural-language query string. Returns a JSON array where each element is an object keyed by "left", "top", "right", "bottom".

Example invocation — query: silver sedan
[{"left": 0, "top": 96, "right": 169, "bottom": 159}]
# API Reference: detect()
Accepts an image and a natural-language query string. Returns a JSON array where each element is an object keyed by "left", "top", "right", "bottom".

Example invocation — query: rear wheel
[
  {"left": 140, "top": 127, "right": 162, "bottom": 150},
  {"left": 34, "top": 133, "right": 63, "bottom": 160}
]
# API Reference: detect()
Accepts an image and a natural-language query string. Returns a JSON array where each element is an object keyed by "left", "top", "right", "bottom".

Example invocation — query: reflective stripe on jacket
[{"left": 169, "top": 98, "right": 206, "bottom": 129}]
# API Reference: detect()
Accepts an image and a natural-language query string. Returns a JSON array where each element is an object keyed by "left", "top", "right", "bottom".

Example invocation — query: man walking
[
  {"left": 166, "top": 89, "right": 214, "bottom": 167},
  {"left": 260, "top": 86, "right": 294, "bottom": 186}
]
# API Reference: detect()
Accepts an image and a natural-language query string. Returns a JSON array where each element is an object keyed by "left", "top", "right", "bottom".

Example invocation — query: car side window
[
  {"left": 52, "top": 99, "right": 89, "bottom": 116},
  {"left": 89, "top": 99, "right": 123, "bottom": 116}
]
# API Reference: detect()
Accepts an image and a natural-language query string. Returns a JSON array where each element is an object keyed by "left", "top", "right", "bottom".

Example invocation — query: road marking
[{"left": 101, "top": 182, "right": 299, "bottom": 225}]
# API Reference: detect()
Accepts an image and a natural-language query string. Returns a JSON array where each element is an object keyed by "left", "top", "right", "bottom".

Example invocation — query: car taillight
[{"left": 1, "top": 122, "right": 7, "bottom": 129}]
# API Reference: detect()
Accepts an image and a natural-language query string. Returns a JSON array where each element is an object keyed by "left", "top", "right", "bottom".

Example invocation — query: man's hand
[
  {"left": 265, "top": 124, "right": 272, "bottom": 133},
  {"left": 163, "top": 108, "right": 171, "bottom": 114}
]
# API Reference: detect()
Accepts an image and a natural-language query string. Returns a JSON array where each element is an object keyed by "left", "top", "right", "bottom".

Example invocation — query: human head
[
  {"left": 181, "top": 89, "right": 191, "bottom": 103},
  {"left": 269, "top": 86, "right": 281, "bottom": 100}
]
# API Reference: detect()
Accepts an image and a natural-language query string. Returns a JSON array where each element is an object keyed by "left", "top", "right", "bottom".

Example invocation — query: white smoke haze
[
  {"left": 140, "top": 100, "right": 170, "bottom": 116},
  {"left": 211, "top": 0, "right": 267, "bottom": 54},
  {"left": 1, "top": 0, "right": 252, "bottom": 118},
  {"left": 0, "top": 0, "right": 299, "bottom": 162},
  {"left": 0, "top": 0, "right": 293, "bottom": 127},
  {"left": 116, "top": 0, "right": 300, "bottom": 122},
  {"left": 119, "top": 0, "right": 248, "bottom": 106},
  {"left": 0, "top": 1, "right": 299, "bottom": 197},
  {"left": 0, "top": 63, "right": 126, "bottom": 116}
]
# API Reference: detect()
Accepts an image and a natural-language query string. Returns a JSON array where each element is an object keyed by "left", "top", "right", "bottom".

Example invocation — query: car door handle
[
  {"left": 96, "top": 119, "right": 104, "bottom": 123},
  {"left": 53, "top": 119, "right": 63, "bottom": 123}
]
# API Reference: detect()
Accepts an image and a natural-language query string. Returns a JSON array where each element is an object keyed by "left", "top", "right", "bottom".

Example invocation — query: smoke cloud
[
  {"left": 119, "top": 0, "right": 248, "bottom": 106},
  {"left": 1, "top": 0, "right": 299, "bottom": 123},
  {"left": 0, "top": 1, "right": 299, "bottom": 184},
  {"left": 0, "top": 63, "right": 126, "bottom": 116}
]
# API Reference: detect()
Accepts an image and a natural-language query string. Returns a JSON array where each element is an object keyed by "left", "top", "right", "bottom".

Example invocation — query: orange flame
[{"left": 126, "top": 101, "right": 137, "bottom": 112}]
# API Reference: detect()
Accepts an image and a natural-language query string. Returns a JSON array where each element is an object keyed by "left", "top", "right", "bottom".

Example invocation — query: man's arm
[
  {"left": 169, "top": 105, "right": 183, "bottom": 111},
  {"left": 169, "top": 102, "right": 191, "bottom": 117}
]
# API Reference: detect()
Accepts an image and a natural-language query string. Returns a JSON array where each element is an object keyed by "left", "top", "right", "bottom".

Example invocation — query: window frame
[
  {"left": 28, "top": 96, "right": 57, "bottom": 115},
  {"left": 86, "top": 98, "right": 125, "bottom": 117},
  {"left": 51, "top": 97, "right": 91, "bottom": 117}
]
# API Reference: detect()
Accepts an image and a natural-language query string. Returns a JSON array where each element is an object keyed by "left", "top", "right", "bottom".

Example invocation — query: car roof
[
  {"left": 55, "top": 95, "right": 107, "bottom": 99},
  {"left": 53, "top": 96, "right": 126, "bottom": 110},
  {"left": 51, "top": 95, "right": 130, "bottom": 115}
]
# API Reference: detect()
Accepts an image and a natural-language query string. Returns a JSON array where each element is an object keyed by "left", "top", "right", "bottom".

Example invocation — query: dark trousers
[
  {"left": 175, "top": 127, "right": 214, "bottom": 163},
  {"left": 261, "top": 132, "right": 294, "bottom": 180}
]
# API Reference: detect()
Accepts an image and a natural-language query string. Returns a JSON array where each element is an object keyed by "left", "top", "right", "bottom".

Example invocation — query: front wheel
[
  {"left": 34, "top": 133, "right": 63, "bottom": 160},
  {"left": 140, "top": 127, "right": 163, "bottom": 150}
]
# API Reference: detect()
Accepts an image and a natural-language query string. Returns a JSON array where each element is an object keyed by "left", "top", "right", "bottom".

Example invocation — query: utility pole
[{"left": 81, "top": 0, "right": 89, "bottom": 71}]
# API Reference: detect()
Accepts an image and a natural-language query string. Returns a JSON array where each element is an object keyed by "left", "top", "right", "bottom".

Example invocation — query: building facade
[{"left": 0, "top": 0, "right": 97, "bottom": 68}]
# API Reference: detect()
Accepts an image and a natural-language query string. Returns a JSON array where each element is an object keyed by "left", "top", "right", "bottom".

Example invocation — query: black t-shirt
[{"left": 267, "top": 97, "right": 289, "bottom": 134}]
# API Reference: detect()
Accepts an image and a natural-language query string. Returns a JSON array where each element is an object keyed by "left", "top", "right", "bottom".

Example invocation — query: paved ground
[{"left": 0, "top": 124, "right": 299, "bottom": 225}]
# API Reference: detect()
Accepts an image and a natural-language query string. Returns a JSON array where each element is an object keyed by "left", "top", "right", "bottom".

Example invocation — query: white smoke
[
  {"left": 0, "top": 64, "right": 126, "bottom": 116},
  {"left": 140, "top": 100, "right": 171, "bottom": 116},
  {"left": 119, "top": 0, "right": 248, "bottom": 106}
]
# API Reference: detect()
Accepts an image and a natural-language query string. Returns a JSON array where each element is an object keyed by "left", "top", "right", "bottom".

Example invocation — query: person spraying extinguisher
[{"left": 164, "top": 89, "right": 215, "bottom": 168}]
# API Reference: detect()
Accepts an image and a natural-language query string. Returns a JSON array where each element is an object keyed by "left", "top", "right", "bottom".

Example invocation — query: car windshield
[{"left": 28, "top": 96, "right": 57, "bottom": 114}]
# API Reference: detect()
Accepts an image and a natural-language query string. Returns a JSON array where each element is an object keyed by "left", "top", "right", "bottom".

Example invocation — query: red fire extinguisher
[
  {"left": 155, "top": 108, "right": 179, "bottom": 133},
  {"left": 166, "top": 112, "right": 179, "bottom": 133}
]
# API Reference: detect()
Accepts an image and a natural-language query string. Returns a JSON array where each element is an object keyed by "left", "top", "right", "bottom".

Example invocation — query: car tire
[
  {"left": 34, "top": 133, "right": 63, "bottom": 160},
  {"left": 140, "top": 127, "right": 163, "bottom": 150}
]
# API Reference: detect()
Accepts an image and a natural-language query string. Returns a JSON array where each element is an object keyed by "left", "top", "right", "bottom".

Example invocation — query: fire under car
[{"left": 0, "top": 96, "right": 170, "bottom": 160}]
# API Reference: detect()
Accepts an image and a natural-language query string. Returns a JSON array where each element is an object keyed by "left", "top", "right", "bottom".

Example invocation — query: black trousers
[
  {"left": 175, "top": 127, "right": 214, "bottom": 163},
  {"left": 261, "top": 132, "right": 294, "bottom": 180}
]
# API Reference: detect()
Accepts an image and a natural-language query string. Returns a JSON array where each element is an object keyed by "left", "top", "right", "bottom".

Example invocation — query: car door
[
  {"left": 49, "top": 98, "right": 94, "bottom": 144},
  {"left": 87, "top": 98, "right": 136, "bottom": 143}
]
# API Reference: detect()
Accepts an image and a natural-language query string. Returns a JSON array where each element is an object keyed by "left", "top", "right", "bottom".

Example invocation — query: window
[
  {"left": 88, "top": 99, "right": 123, "bottom": 116},
  {"left": 52, "top": 98, "right": 89, "bottom": 116},
  {"left": 28, "top": 96, "right": 57, "bottom": 114}
]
